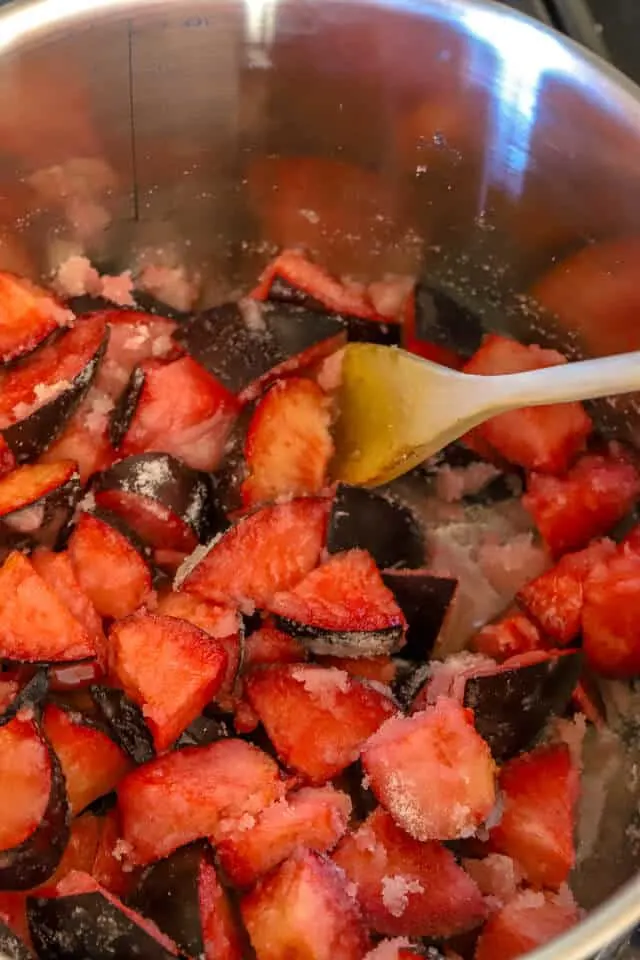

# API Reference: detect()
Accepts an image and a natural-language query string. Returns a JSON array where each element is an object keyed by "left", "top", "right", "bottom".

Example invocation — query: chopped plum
[
  {"left": 361, "top": 699, "right": 496, "bottom": 841},
  {"left": 108, "top": 613, "right": 228, "bottom": 751},
  {"left": 245, "top": 663, "right": 395, "bottom": 783},
  {"left": 333, "top": 807, "right": 486, "bottom": 937},
  {"left": 118, "top": 738, "right": 286, "bottom": 864},
  {"left": 176, "top": 300, "right": 346, "bottom": 403},
  {"left": 517, "top": 539, "right": 616, "bottom": 645},
  {"left": 120, "top": 356, "right": 240, "bottom": 472},
  {"left": 474, "top": 889, "right": 579, "bottom": 960},
  {"left": 523, "top": 449, "right": 640, "bottom": 557},
  {"left": 0, "top": 272, "right": 72, "bottom": 365},
  {"left": 0, "top": 551, "right": 96, "bottom": 662},
  {"left": 242, "top": 377, "right": 333, "bottom": 507},
  {"left": 269, "top": 549, "right": 407, "bottom": 658},
  {"left": 463, "top": 335, "right": 592, "bottom": 474},
  {"left": 42, "top": 704, "right": 131, "bottom": 814},
  {"left": 490, "top": 744, "right": 578, "bottom": 889},
  {"left": 241, "top": 850, "right": 370, "bottom": 960},
  {"left": 68, "top": 512, "right": 152, "bottom": 620},
  {"left": 0, "top": 715, "right": 69, "bottom": 890},
  {"left": 180, "top": 498, "right": 329, "bottom": 611}
]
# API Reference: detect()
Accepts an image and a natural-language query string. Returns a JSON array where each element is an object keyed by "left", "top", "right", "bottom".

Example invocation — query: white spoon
[{"left": 331, "top": 343, "right": 640, "bottom": 486}]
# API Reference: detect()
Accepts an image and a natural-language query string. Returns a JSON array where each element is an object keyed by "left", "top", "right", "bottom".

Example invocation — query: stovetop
[{"left": 508, "top": 0, "right": 640, "bottom": 85}]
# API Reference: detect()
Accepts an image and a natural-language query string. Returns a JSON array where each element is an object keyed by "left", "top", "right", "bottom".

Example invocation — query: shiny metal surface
[{"left": 0, "top": 0, "right": 640, "bottom": 956}]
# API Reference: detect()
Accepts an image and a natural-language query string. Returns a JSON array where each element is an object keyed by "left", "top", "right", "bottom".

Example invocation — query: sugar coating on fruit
[{"left": 380, "top": 875, "right": 424, "bottom": 918}]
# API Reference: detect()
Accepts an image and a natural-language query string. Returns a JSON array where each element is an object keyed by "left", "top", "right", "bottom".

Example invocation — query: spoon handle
[{"left": 479, "top": 350, "right": 640, "bottom": 413}]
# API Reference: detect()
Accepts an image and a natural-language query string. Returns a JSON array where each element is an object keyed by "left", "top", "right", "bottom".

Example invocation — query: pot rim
[{"left": 0, "top": 0, "right": 640, "bottom": 956}]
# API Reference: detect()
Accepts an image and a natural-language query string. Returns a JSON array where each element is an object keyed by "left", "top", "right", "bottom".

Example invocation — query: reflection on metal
[{"left": 464, "top": 6, "right": 574, "bottom": 202}]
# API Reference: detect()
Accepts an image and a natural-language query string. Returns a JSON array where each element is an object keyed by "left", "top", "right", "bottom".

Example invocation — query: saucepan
[{"left": 0, "top": 0, "right": 640, "bottom": 957}]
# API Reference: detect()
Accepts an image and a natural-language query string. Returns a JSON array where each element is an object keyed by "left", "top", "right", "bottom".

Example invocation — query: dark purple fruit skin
[
  {"left": 273, "top": 616, "right": 405, "bottom": 659},
  {"left": 109, "top": 366, "right": 145, "bottom": 450},
  {"left": 68, "top": 293, "right": 189, "bottom": 323},
  {"left": 0, "top": 670, "right": 48, "bottom": 728},
  {"left": 382, "top": 571, "right": 458, "bottom": 662},
  {"left": 463, "top": 651, "right": 583, "bottom": 762},
  {"left": 27, "top": 891, "right": 179, "bottom": 960},
  {"left": 129, "top": 842, "right": 205, "bottom": 958},
  {"left": 413, "top": 281, "right": 485, "bottom": 358},
  {"left": 174, "top": 715, "right": 232, "bottom": 750},
  {"left": 211, "top": 404, "right": 253, "bottom": 517},
  {"left": 94, "top": 453, "right": 225, "bottom": 545},
  {"left": 0, "top": 920, "right": 35, "bottom": 960},
  {"left": 174, "top": 300, "right": 345, "bottom": 396},
  {"left": 266, "top": 274, "right": 401, "bottom": 346},
  {"left": 327, "top": 485, "right": 425, "bottom": 571},
  {"left": 0, "top": 733, "right": 70, "bottom": 891},
  {"left": 0, "top": 473, "right": 82, "bottom": 553},
  {"left": 2, "top": 327, "right": 108, "bottom": 464},
  {"left": 89, "top": 686, "right": 154, "bottom": 766}
]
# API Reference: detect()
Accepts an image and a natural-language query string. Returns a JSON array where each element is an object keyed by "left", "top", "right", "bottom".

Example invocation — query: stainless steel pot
[{"left": 0, "top": 0, "right": 640, "bottom": 956}]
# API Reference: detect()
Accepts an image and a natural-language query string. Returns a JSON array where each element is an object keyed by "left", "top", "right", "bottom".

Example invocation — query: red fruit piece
[
  {"left": 32, "top": 549, "right": 105, "bottom": 652},
  {"left": 472, "top": 612, "right": 543, "bottom": 662},
  {"left": 245, "top": 663, "right": 395, "bottom": 783},
  {"left": 334, "top": 807, "right": 486, "bottom": 937},
  {"left": 242, "top": 377, "right": 334, "bottom": 507},
  {"left": 181, "top": 498, "right": 329, "bottom": 611},
  {"left": 0, "top": 551, "right": 96, "bottom": 662},
  {"left": 40, "top": 388, "right": 115, "bottom": 484},
  {"left": 217, "top": 785, "right": 352, "bottom": 887},
  {"left": 361, "top": 699, "right": 496, "bottom": 841},
  {"left": 42, "top": 704, "right": 131, "bottom": 815},
  {"left": 517, "top": 539, "right": 616, "bottom": 645},
  {"left": 490, "top": 743, "right": 578, "bottom": 889},
  {"left": 0, "top": 272, "right": 71, "bottom": 363},
  {"left": 241, "top": 850, "right": 370, "bottom": 960},
  {"left": 91, "top": 809, "right": 136, "bottom": 898},
  {"left": 523, "top": 449, "right": 640, "bottom": 557},
  {"left": 0, "top": 715, "right": 52, "bottom": 852},
  {"left": 199, "top": 856, "right": 244, "bottom": 960},
  {"left": 269, "top": 549, "right": 407, "bottom": 637},
  {"left": 118, "top": 739, "right": 286, "bottom": 864},
  {"left": 244, "top": 623, "right": 307, "bottom": 668},
  {"left": 108, "top": 613, "right": 228, "bottom": 752},
  {"left": 582, "top": 549, "right": 640, "bottom": 677},
  {"left": 68, "top": 512, "right": 152, "bottom": 619},
  {"left": 463, "top": 335, "right": 592, "bottom": 473},
  {"left": 0, "top": 312, "right": 105, "bottom": 425},
  {"left": 0, "top": 459, "right": 77, "bottom": 518},
  {"left": 475, "top": 889, "right": 579, "bottom": 960},
  {"left": 121, "top": 356, "right": 240, "bottom": 472},
  {"left": 252, "top": 248, "right": 380, "bottom": 321}
]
